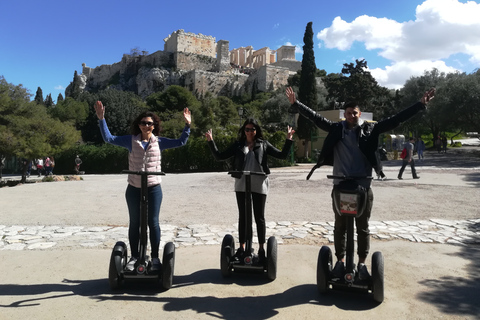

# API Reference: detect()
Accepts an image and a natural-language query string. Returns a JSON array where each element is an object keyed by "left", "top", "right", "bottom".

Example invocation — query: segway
[
  {"left": 220, "top": 171, "right": 277, "bottom": 281},
  {"left": 108, "top": 170, "right": 175, "bottom": 290},
  {"left": 316, "top": 175, "right": 384, "bottom": 303}
]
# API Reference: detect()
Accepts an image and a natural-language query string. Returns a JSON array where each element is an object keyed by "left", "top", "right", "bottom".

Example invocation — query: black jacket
[
  {"left": 291, "top": 100, "right": 426, "bottom": 179},
  {"left": 208, "top": 138, "right": 293, "bottom": 177}
]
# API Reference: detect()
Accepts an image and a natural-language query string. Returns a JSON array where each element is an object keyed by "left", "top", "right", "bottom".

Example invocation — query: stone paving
[{"left": 1, "top": 218, "right": 479, "bottom": 251}]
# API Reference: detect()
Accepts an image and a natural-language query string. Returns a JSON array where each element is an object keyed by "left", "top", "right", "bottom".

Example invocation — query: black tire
[
  {"left": 266, "top": 236, "right": 277, "bottom": 281},
  {"left": 162, "top": 242, "right": 175, "bottom": 290},
  {"left": 316, "top": 246, "right": 332, "bottom": 293},
  {"left": 220, "top": 234, "right": 235, "bottom": 277},
  {"left": 371, "top": 251, "right": 384, "bottom": 303},
  {"left": 108, "top": 241, "right": 127, "bottom": 290}
]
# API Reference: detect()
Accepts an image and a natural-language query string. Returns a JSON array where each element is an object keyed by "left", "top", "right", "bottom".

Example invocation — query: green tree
[
  {"left": 44, "top": 93, "right": 54, "bottom": 108},
  {"left": 399, "top": 69, "right": 446, "bottom": 139},
  {"left": 57, "top": 93, "right": 64, "bottom": 103},
  {"left": 78, "top": 89, "right": 148, "bottom": 143},
  {"left": 436, "top": 70, "right": 480, "bottom": 138},
  {"left": 49, "top": 97, "right": 89, "bottom": 129},
  {"left": 297, "top": 21, "right": 318, "bottom": 157},
  {"left": 146, "top": 85, "right": 201, "bottom": 138},
  {"left": 34, "top": 87, "right": 44, "bottom": 105},
  {"left": 0, "top": 77, "right": 81, "bottom": 182}
]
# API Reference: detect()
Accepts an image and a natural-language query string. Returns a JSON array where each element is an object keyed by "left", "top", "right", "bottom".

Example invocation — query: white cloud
[
  {"left": 54, "top": 85, "right": 64, "bottom": 90},
  {"left": 273, "top": 23, "right": 280, "bottom": 29},
  {"left": 317, "top": 0, "right": 480, "bottom": 88},
  {"left": 368, "top": 60, "right": 458, "bottom": 89}
]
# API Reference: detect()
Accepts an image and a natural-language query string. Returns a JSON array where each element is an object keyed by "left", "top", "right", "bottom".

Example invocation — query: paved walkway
[{"left": 2, "top": 218, "right": 479, "bottom": 251}]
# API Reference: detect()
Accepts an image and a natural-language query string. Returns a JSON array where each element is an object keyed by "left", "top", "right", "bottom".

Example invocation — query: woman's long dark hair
[
  {"left": 238, "top": 118, "right": 264, "bottom": 143},
  {"left": 131, "top": 111, "right": 161, "bottom": 136}
]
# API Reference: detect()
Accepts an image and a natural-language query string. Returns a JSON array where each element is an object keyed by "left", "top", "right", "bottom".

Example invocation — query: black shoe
[
  {"left": 332, "top": 261, "right": 345, "bottom": 279},
  {"left": 413, "top": 176, "right": 420, "bottom": 179},
  {"left": 398, "top": 176, "right": 403, "bottom": 180},
  {"left": 234, "top": 247, "right": 244, "bottom": 260},
  {"left": 258, "top": 248, "right": 266, "bottom": 264}
]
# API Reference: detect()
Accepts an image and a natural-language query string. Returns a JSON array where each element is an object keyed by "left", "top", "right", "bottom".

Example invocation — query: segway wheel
[
  {"left": 162, "top": 242, "right": 175, "bottom": 290},
  {"left": 108, "top": 241, "right": 127, "bottom": 290},
  {"left": 220, "top": 234, "right": 235, "bottom": 277},
  {"left": 371, "top": 251, "right": 384, "bottom": 303},
  {"left": 266, "top": 236, "right": 277, "bottom": 281},
  {"left": 316, "top": 246, "right": 332, "bottom": 293}
]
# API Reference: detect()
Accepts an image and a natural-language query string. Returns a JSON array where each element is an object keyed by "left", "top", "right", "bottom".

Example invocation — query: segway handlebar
[
  {"left": 121, "top": 170, "right": 165, "bottom": 176},
  {"left": 228, "top": 171, "right": 266, "bottom": 177},
  {"left": 327, "top": 175, "right": 373, "bottom": 180}
]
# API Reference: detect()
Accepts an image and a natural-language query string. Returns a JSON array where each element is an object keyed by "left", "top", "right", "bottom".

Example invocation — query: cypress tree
[
  {"left": 297, "top": 21, "right": 318, "bottom": 158},
  {"left": 34, "top": 87, "right": 44, "bottom": 105},
  {"left": 44, "top": 93, "right": 54, "bottom": 107},
  {"left": 57, "top": 93, "right": 64, "bottom": 103}
]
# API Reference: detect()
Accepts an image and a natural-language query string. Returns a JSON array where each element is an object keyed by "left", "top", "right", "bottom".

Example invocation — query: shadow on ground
[{"left": 417, "top": 222, "right": 480, "bottom": 318}]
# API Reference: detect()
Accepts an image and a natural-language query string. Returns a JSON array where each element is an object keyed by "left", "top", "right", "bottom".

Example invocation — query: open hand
[
  {"left": 183, "top": 107, "right": 192, "bottom": 125},
  {"left": 285, "top": 87, "right": 296, "bottom": 105},
  {"left": 421, "top": 88, "right": 435, "bottom": 105},
  {"left": 205, "top": 129, "right": 213, "bottom": 141},
  {"left": 94, "top": 101, "right": 105, "bottom": 120}
]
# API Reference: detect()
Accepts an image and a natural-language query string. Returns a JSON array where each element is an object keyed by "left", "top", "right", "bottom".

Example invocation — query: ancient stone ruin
[{"left": 66, "top": 29, "right": 301, "bottom": 99}]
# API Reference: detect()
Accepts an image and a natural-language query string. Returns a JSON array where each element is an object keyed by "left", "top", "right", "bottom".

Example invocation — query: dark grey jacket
[
  {"left": 290, "top": 100, "right": 426, "bottom": 179},
  {"left": 208, "top": 138, "right": 293, "bottom": 177}
]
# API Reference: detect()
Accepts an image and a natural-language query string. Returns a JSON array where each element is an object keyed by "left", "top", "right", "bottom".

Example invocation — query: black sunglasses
[
  {"left": 244, "top": 128, "right": 256, "bottom": 132},
  {"left": 140, "top": 121, "right": 154, "bottom": 127}
]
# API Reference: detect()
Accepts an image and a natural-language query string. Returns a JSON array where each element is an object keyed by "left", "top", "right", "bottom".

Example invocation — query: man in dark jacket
[{"left": 285, "top": 87, "right": 435, "bottom": 280}]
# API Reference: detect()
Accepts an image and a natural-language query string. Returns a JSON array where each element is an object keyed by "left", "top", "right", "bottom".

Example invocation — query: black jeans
[
  {"left": 398, "top": 159, "right": 418, "bottom": 178},
  {"left": 235, "top": 192, "right": 267, "bottom": 244},
  {"left": 332, "top": 188, "right": 374, "bottom": 260}
]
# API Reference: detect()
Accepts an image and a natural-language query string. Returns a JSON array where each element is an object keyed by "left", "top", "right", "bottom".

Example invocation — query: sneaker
[
  {"left": 258, "top": 248, "right": 266, "bottom": 263},
  {"left": 234, "top": 247, "right": 244, "bottom": 260},
  {"left": 126, "top": 257, "right": 137, "bottom": 272},
  {"left": 332, "top": 261, "right": 345, "bottom": 279},
  {"left": 150, "top": 258, "right": 161, "bottom": 272},
  {"left": 358, "top": 263, "right": 370, "bottom": 280}
]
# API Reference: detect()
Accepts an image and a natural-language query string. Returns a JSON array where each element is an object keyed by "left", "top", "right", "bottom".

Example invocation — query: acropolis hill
[{"left": 65, "top": 29, "right": 301, "bottom": 99}]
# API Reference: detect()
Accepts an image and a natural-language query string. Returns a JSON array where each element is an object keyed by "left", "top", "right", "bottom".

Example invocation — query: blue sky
[{"left": 1, "top": 0, "right": 479, "bottom": 101}]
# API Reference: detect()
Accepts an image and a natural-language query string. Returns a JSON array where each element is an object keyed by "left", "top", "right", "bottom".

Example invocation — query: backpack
[{"left": 400, "top": 147, "right": 407, "bottom": 159}]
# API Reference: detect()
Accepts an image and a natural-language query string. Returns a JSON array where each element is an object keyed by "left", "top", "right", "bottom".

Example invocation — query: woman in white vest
[{"left": 94, "top": 100, "right": 191, "bottom": 272}]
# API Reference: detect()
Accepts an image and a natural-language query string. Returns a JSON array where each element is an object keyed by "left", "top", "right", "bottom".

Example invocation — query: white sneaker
[
  {"left": 126, "top": 257, "right": 137, "bottom": 272},
  {"left": 151, "top": 258, "right": 161, "bottom": 271}
]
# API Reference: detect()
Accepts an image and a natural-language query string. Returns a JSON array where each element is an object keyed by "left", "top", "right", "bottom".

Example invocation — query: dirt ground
[{"left": 0, "top": 147, "right": 479, "bottom": 319}]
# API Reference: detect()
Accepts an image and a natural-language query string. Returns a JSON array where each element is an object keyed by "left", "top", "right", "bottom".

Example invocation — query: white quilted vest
[{"left": 127, "top": 134, "right": 162, "bottom": 188}]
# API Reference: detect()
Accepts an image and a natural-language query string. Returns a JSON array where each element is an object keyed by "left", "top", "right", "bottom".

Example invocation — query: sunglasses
[
  {"left": 244, "top": 128, "right": 256, "bottom": 132},
  {"left": 139, "top": 121, "right": 154, "bottom": 127}
]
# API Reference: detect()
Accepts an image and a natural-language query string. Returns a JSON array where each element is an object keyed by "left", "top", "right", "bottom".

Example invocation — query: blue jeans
[{"left": 125, "top": 184, "right": 163, "bottom": 258}]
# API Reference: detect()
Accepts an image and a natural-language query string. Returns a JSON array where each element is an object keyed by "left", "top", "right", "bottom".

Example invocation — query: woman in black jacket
[{"left": 206, "top": 118, "right": 294, "bottom": 261}]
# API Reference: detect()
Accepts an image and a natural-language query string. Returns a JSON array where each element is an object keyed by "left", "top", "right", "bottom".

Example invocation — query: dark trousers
[
  {"left": 398, "top": 159, "right": 418, "bottom": 178},
  {"left": 125, "top": 184, "right": 163, "bottom": 258},
  {"left": 332, "top": 188, "right": 374, "bottom": 260},
  {"left": 235, "top": 191, "right": 267, "bottom": 244}
]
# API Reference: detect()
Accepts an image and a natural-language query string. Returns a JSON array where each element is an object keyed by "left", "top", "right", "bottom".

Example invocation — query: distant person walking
[
  {"left": 416, "top": 137, "right": 425, "bottom": 161},
  {"left": 36, "top": 158, "right": 44, "bottom": 177},
  {"left": 435, "top": 136, "right": 442, "bottom": 153},
  {"left": 75, "top": 155, "right": 82, "bottom": 174},
  {"left": 398, "top": 137, "right": 419, "bottom": 180},
  {"left": 441, "top": 135, "right": 448, "bottom": 153}
]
